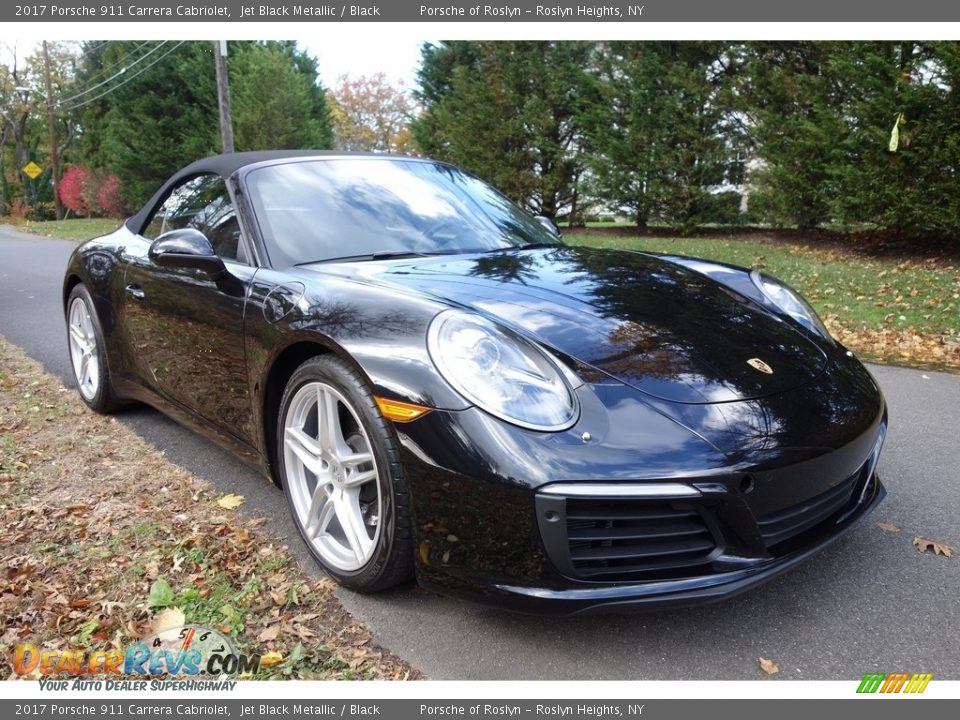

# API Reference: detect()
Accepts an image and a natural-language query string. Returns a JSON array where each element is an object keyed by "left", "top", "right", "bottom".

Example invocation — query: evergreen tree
[
  {"left": 738, "top": 42, "right": 846, "bottom": 228},
  {"left": 230, "top": 41, "right": 334, "bottom": 152},
  {"left": 75, "top": 41, "right": 333, "bottom": 208},
  {"left": 580, "top": 42, "right": 742, "bottom": 229},
  {"left": 413, "top": 41, "right": 593, "bottom": 220},
  {"left": 826, "top": 41, "right": 960, "bottom": 235}
]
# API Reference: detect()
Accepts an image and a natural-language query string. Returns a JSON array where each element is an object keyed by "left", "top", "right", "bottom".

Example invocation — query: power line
[
  {"left": 79, "top": 40, "right": 110, "bottom": 53},
  {"left": 72, "top": 40, "right": 154, "bottom": 87},
  {"left": 58, "top": 42, "right": 186, "bottom": 112},
  {"left": 55, "top": 41, "right": 168, "bottom": 107}
]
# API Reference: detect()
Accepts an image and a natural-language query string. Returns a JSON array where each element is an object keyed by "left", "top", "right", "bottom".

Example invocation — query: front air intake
[{"left": 536, "top": 490, "right": 722, "bottom": 581}]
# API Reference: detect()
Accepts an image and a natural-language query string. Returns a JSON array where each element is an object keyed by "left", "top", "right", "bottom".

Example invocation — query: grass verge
[
  {"left": 569, "top": 232, "right": 960, "bottom": 372},
  {"left": 4, "top": 218, "right": 122, "bottom": 241},
  {"left": 0, "top": 335, "right": 419, "bottom": 680}
]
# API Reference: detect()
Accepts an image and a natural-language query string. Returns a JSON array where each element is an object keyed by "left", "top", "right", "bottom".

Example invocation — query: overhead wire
[
  {"left": 58, "top": 42, "right": 187, "bottom": 112},
  {"left": 70, "top": 40, "right": 154, "bottom": 87},
  {"left": 55, "top": 41, "right": 169, "bottom": 107}
]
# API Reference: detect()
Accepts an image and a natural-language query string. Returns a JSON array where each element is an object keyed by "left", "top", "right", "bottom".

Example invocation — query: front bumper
[
  {"left": 400, "top": 355, "right": 888, "bottom": 614},
  {"left": 409, "top": 414, "right": 886, "bottom": 614},
  {"left": 486, "top": 472, "right": 885, "bottom": 615}
]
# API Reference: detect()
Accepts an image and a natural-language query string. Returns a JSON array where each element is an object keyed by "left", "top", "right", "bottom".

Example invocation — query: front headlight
[
  {"left": 750, "top": 269, "right": 831, "bottom": 339},
  {"left": 427, "top": 310, "right": 579, "bottom": 431}
]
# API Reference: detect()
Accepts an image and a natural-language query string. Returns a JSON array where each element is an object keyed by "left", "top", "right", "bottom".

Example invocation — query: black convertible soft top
[{"left": 124, "top": 150, "right": 403, "bottom": 235}]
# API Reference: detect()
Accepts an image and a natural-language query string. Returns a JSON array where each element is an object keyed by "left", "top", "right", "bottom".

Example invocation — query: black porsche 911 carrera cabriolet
[{"left": 63, "top": 151, "right": 887, "bottom": 614}]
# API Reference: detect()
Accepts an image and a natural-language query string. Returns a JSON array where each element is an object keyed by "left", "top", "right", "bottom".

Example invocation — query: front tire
[
  {"left": 277, "top": 355, "right": 414, "bottom": 592},
  {"left": 66, "top": 284, "right": 119, "bottom": 413}
]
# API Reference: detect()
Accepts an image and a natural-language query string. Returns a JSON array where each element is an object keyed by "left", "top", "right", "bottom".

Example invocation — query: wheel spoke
[
  {"left": 79, "top": 354, "right": 91, "bottom": 387},
  {"left": 317, "top": 387, "right": 351, "bottom": 459},
  {"left": 80, "top": 308, "right": 92, "bottom": 338},
  {"left": 333, "top": 490, "right": 370, "bottom": 563},
  {"left": 70, "top": 325, "right": 87, "bottom": 352},
  {"left": 284, "top": 426, "right": 327, "bottom": 477},
  {"left": 343, "top": 468, "right": 377, "bottom": 489},
  {"left": 340, "top": 450, "right": 374, "bottom": 468},
  {"left": 305, "top": 490, "right": 334, "bottom": 540}
]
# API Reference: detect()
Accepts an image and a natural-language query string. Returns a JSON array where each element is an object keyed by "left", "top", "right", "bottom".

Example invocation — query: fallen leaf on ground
[
  {"left": 877, "top": 522, "right": 900, "bottom": 533},
  {"left": 98, "top": 600, "right": 125, "bottom": 615},
  {"left": 259, "top": 651, "right": 283, "bottom": 667},
  {"left": 758, "top": 657, "right": 780, "bottom": 675},
  {"left": 217, "top": 494, "right": 245, "bottom": 510},
  {"left": 151, "top": 607, "right": 186, "bottom": 634},
  {"left": 257, "top": 625, "right": 280, "bottom": 642},
  {"left": 913, "top": 536, "right": 954, "bottom": 557}
]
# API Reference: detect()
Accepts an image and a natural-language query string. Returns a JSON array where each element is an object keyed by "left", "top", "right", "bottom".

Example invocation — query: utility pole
[
  {"left": 42, "top": 41, "right": 63, "bottom": 220},
  {"left": 213, "top": 40, "right": 235, "bottom": 153}
]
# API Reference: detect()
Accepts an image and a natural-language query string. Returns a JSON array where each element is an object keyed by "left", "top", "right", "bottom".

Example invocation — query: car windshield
[{"left": 244, "top": 158, "right": 563, "bottom": 267}]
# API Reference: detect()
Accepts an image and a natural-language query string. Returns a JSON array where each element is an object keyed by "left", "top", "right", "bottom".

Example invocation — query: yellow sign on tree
[{"left": 22, "top": 161, "right": 43, "bottom": 180}]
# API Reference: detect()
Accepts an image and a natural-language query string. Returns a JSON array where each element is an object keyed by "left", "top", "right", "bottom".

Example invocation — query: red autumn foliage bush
[
  {"left": 58, "top": 165, "right": 126, "bottom": 218},
  {"left": 96, "top": 174, "right": 125, "bottom": 218},
  {"left": 59, "top": 165, "right": 93, "bottom": 216}
]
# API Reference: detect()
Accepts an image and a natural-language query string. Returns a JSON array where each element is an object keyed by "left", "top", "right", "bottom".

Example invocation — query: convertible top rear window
[{"left": 245, "top": 158, "right": 561, "bottom": 267}]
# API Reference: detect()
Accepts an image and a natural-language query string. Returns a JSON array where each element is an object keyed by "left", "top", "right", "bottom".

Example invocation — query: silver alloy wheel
[
  {"left": 283, "top": 381, "right": 382, "bottom": 572},
  {"left": 68, "top": 296, "right": 100, "bottom": 401}
]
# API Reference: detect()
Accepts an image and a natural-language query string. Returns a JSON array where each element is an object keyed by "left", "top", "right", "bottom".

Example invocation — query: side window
[{"left": 142, "top": 174, "right": 247, "bottom": 263}]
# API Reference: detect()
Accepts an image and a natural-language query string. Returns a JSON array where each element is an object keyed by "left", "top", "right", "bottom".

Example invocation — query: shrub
[
  {"left": 59, "top": 165, "right": 93, "bottom": 216},
  {"left": 58, "top": 165, "right": 125, "bottom": 218},
  {"left": 95, "top": 174, "right": 125, "bottom": 218}
]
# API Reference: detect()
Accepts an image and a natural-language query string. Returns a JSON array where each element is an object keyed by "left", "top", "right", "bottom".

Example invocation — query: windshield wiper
[{"left": 297, "top": 250, "right": 434, "bottom": 265}]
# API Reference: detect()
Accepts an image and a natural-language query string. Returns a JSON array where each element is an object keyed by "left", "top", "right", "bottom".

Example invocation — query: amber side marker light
[{"left": 374, "top": 396, "right": 432, "bottom": 422}]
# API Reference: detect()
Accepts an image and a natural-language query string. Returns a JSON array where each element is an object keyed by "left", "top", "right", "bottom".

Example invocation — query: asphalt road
[{"left": 1, "top": 224, "right": 957, "bottom": 680}]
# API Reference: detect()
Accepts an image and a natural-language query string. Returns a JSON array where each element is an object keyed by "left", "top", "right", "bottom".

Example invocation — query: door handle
[{"left": 125, "top": 284, "right": 145, "bottom": 300}]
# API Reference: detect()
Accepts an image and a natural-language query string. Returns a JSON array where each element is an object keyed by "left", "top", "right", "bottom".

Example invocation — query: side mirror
[
  {"left": 148, "top": 228, "right": 226, "bottom": 276},
  {"left": 534, "top": 215, "right": 562, "bottom": 238}
]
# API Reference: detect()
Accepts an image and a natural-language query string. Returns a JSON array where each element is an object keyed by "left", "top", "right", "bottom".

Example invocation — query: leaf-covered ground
[
  {"left": 0, "top": 336, "right": 420, "bottom": 680},
  {"left": 571, "top": 232, "right": 960, "bottom": 372}
]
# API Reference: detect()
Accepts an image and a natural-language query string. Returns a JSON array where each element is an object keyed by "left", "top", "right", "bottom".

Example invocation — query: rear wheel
[
  {"left": 66, "top": 284, "right": 119, "bottom": 413},
  {"left": 277, "top": 355, "right": 413, "bottom": 591}
]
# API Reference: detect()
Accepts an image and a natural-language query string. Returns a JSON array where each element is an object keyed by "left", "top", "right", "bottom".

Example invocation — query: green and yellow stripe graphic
[{"left": 857, "top": 672, "right": 933, "bottom": 694}]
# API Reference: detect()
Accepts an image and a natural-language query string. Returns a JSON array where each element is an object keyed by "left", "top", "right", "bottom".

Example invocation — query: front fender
[
  {"left": 62, "top": 228, "right": 136, "bottom": 374},
  {"left": 246, "top": 269, "right": 469, "bottom": 412}
]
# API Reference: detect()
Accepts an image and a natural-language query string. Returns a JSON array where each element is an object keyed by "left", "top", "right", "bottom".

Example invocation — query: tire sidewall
[{"left": 277, "top": 355, "right": 407, "bottom": 591}]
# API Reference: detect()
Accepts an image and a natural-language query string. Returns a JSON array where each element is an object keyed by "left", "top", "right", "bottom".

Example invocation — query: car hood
[{"left": 319, "top": 246, "right": 829, "bottom": 405}]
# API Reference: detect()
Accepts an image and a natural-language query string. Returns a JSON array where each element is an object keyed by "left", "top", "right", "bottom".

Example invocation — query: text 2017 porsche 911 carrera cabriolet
[{"left": 63, "top": 151, "right": 886, "bottom": 614}]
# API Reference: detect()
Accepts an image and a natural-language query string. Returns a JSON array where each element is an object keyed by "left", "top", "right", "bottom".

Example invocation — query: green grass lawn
[
  {"left": 568, "top": 233, "right": 960, "bottom": 342},
  {"left": 12, "top": 217, "right": 121, "bottom": 241}
]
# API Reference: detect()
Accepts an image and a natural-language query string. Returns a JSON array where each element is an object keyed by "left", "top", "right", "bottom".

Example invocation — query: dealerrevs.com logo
[
  {"left": 13, "top": 624, "right": 260, "bottom": 678},
  {"left": 857, "top": 672, "right": 933, "bottom": 694}
]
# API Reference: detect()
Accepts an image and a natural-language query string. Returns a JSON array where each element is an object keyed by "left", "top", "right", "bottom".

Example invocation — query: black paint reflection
[{"left": 370, "top": 246, "right": 828, "bottom": 405}]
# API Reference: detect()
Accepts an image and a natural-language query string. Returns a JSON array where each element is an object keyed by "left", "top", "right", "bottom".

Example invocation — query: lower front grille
[
  {"left": 537, "top": 495, "right": 721, "bottom": 581},
  {"left": 757, "top": 463, "right": 867, "bottom": 549}
]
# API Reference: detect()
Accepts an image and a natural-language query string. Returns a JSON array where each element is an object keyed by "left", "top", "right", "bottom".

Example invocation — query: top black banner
[{"left": 7, "top": 0, "right": 960, "bottom": 23}]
